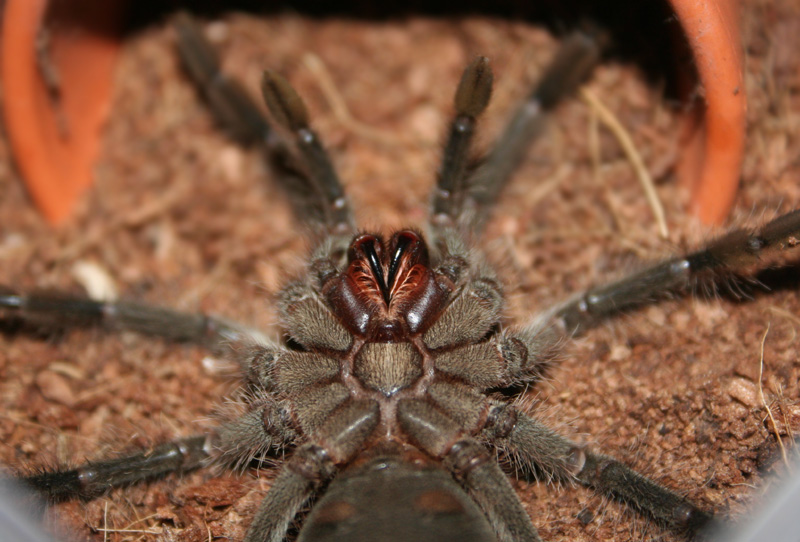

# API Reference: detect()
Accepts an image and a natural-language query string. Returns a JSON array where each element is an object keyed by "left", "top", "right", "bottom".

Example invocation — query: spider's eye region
[{"left": 324, "top": 230, "right": 447, "bottom": 339}]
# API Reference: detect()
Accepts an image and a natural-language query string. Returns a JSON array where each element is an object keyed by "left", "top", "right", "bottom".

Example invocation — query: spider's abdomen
[{"left": 298, "top": 455, "right": 496, "bottom": 542}]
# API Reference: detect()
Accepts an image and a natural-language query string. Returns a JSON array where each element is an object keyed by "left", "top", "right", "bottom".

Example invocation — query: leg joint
[
  {"left": 483, "top": 403, "right": 518, "bottom": 439},
  {"left": 288, "top": 444, "right": 334, "bottom": 481},
  {"left": 446, "top": 439, "right": 490, "bottom": 476}
]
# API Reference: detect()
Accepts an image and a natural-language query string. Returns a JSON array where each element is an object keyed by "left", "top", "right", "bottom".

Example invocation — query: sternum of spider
[{"left": 338, "top": 335, "right": 440, "bottom": 440}]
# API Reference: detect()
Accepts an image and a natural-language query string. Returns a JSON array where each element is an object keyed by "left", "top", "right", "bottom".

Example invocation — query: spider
[{"left": 2, "top": 9, "right": 799, "bottom": 542}]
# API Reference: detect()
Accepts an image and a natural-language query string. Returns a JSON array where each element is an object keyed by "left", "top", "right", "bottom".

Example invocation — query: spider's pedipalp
[
  {"left": 261, "top": 69, "right": 311, "bottom": 132},
  {"left": 176, "top": 13, "right": 354, "bottom": 233},
  {"left": 432, "top": 57, "right": 493, "bottom": 229},
  {"left": 458, "top": 30, "right": 603, "bottom": 232},
  {"left": 260, "top": 69, "right": 353, "bottom": 232}
]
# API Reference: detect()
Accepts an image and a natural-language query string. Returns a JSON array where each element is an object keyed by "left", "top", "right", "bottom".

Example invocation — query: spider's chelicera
[{"left": 5, "top": 13, "right": 800, "bottom": 542}]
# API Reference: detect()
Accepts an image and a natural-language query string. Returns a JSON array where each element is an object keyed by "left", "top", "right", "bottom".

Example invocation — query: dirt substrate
[{"left": 1, "top": 2, "right": 800, "bottom": 541}]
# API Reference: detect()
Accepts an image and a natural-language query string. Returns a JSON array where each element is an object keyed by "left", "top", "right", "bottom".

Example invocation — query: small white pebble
[
  {"left": 609, "top": 343, "right": 632, "bottom": 362},
  {"left": 71, "top": 260, "right": 118, "bottom": 301},
  {"left": 0, "top": 232, "right": 25, "bottom": 258}
]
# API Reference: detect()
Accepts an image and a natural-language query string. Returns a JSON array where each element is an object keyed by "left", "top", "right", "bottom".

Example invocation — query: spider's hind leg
[
  {"left": 20, "top": 371, "right": 296, "bottom": 502},
  {"left": 483, "top": 404, "right": 717, "bottom": 538}
]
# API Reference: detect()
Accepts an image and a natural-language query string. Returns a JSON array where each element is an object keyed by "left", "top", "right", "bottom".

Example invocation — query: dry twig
[{"left": 580, "top": 87, "right": 669, "bottom": 239}]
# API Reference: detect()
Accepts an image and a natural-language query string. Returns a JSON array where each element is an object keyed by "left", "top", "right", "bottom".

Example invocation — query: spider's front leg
[
  {"left": 483, "top": 403, "right": 718, "bottom": 539},
  {"left": 175, "top": 12, "right": 355, "bottom": 234},
  {"left": 430, "top": 29, "right": 603, "bottom": 236},
  {"left": 553, "top": 209, "right": 800, "bottom": 334},
  {"left": 0, "top": 285, "right": 265, "bottom": 354}
]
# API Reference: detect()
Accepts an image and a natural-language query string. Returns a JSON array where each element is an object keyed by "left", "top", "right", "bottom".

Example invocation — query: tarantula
[{"left": 3, "top": 11, "right": 799, "bottom": 542}]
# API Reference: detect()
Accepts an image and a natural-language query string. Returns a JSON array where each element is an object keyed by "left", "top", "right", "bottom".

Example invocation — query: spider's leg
[
  {"left": 426, "top": 230, "right": 561, "bottom": 386},
  {"left": 21, "top": 435, "right": 209, "bottom": 502},
  {"left": 174, "top": 12, "right": 270, "bottom": 146},
  {"left": 0, "top": 286, "right": 265, "bottom": 354},
  {"left": 430, "top": 31, "right": 601, "bottom": 237},
  {"left": 260, "top": 69, "right": 353, "bottom": 232},
  {"left": 553, "top": 209, "right": 800, "bottom": 334},
  {"left": 210, "top": 392, "right": 297, "bottom": 471},
  {"left": 446, "top": 438, "right": 544, "bottom": 542},
  {"left": 465, "top": 30, "right": 601, "bottom": 231},
  {"left": 483, "top": 404, "right": 717, "bottom": 538},
  {"left": 245, "top": 400, "right": 379, "bottom": 542},
  {"left": 425, "top": 232, "right": 562, "bottom": 386},
  {"left": 430, "top": 56, "right": 493, "bottom": 231},
  {"left": 397, "top": 399, "right": 542, "bottom": 542},
  {"left": 244, "top": 444, "right": 332, "bottom": 542},
  {"left": 433, "top": 323, "right": 561, "bottom": 392},
  {"left": 21, "top": 387, "right": 295, "bottom": 502},
  {"left": 175, "top": 13, "right": 354, "bottom": 233}
]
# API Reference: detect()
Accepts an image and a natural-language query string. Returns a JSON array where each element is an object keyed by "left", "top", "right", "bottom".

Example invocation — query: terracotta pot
[
  {"left": 2, "top": 1, "right": 744, "bottom": 226},
  {"left": 668, "top": 0, "right": 745, "bottom": 225},
  {"left": 1, "top": 0, "right": 125, "bottom": 224}
]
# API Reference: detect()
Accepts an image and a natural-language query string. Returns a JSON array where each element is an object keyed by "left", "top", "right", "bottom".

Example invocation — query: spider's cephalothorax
[
  {"left": 260, "top": 226, "right": 518, "bottom": 541},
  {"left": 6, "top": 12, "right": 800, "bottom": 542}
]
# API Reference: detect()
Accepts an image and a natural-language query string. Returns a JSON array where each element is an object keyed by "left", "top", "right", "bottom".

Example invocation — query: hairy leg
[
  {"left": 551, "top": 209, "right": 800, "bottom": 334},
  {"left": 21, "top": 435, "right": 209, "bottom": 502},
  {"left": 429, "top": 30, "right": 603, "bottom": 236},
  {"left": 175, "top": 12, "right": 354, "bottom": 234},
  {"left": 0, "top": 285, "right": 266, "bottom": 355},
  {"left": 483, "top": 404, "right": 716, "bottom": 537},
  {"left": 244, "top": 444, "right": 334, "bottom": 542},
  {"left": 446, "top": 438, "right": 543, "bottom": 542}
]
